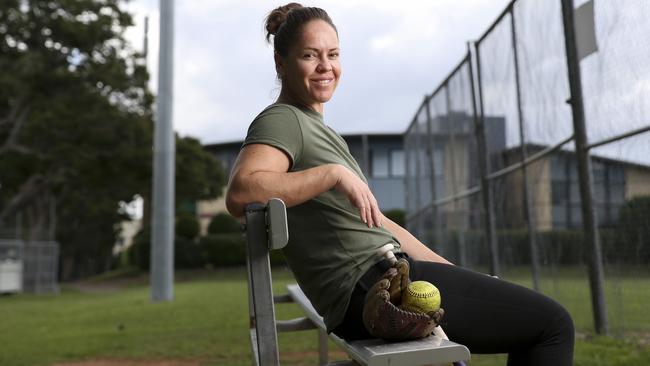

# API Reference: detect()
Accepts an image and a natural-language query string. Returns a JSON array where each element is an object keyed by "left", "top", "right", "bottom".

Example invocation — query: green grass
[
  {"left": 0, "top": 266, "right": 648, "bottom": 366},
  {"left": 499, "top": 265, "right": 650, "bottom": 334}
]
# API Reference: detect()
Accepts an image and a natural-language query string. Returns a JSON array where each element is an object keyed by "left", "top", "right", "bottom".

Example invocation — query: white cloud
[{"left": 123, "top": 0, "right": 512, "bottom": 144}]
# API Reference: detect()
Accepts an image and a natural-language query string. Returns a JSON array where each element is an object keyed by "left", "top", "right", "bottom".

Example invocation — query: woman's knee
[{"left": 545, "top": 301, "right": 575, "bottom": 345}]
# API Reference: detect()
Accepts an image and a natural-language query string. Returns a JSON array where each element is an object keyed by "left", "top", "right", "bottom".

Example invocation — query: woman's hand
[{"left": 333, "top": 164, "right": 383, "bottom": 228}]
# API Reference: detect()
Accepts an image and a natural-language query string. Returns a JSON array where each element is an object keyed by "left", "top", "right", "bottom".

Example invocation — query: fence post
[
  {"left": 471, "top": 42, "right": 500, "bottom": 277},
  {"left": 424, "top": 95, "right": 443, "bottom": 255},
  {"left": 444, "top": 83, "right": 467, "bottom": 267},
  {"left": 405, "top": 126, "right": 412, "bottom": 232},
  {"left": 414, "top": 115, "right": 422, "bottom": 238},
  {"left": 510, "top": 6, "right": 541, "bottom": 291},
  {"left": 560, "top": 0, "right": 608, "bottom": 335},
  {"left": 361, "top": 134, "right": 370, "bottom": 177}
]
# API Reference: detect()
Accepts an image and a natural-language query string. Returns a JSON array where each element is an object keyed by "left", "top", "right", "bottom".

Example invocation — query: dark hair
[{"left": 265, "top": 3, "right": 338, "bottom": 57}]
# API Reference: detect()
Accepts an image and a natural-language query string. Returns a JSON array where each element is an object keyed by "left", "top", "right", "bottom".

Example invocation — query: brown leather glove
[{"left": 362, "top": 258, "right": 444, "bottom": 341}]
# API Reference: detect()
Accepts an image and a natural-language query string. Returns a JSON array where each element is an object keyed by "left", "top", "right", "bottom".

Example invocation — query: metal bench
[{"left": 244, "top": 198, "right": 471, "bottom": 366}]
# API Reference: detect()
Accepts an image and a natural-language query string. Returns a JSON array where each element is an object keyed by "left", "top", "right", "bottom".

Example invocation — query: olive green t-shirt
[{"left": 243, "top": 103, "right": 401, "bottom": 332}]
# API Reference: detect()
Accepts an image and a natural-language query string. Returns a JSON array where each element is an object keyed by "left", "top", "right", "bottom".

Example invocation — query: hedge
[{"left": 126, "top": 231, "right": 286, "bottom": 270}]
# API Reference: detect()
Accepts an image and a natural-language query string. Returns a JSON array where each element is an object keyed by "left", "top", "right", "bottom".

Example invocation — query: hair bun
[{"left": 265, "top": 2, "right": 303, "bottom": 42}]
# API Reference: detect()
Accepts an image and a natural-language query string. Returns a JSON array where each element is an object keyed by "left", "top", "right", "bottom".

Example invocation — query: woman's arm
[
  {"left": 381, "top": 216, "right": 453, "bottom": 265},
  {"left": 226, "top": 143, "right": 382, "bottom": 228}
]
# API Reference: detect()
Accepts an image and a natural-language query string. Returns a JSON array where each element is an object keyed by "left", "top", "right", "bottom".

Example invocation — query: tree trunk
[{"left": 0, "top": 174, "right": 46, "bottom": 224}]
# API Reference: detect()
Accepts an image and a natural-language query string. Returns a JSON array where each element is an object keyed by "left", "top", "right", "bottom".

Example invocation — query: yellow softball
[{"left": 399, "top": 281, "right": 441, "bottom": 314}]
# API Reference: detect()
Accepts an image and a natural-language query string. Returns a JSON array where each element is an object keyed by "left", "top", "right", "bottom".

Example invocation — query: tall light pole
[{"left": 151, "top": 0, "right": 175, "bottom": 302}]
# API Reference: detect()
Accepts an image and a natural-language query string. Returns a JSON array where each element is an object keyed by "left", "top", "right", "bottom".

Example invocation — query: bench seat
[{"left": 286, "top": 284, "right": 471, "bottom": 366}]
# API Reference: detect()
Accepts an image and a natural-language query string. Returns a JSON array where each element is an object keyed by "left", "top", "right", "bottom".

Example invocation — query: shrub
[
  {"left": 615, "top": 195, "right": 650, "bottom": 263},
  {"left": 201, "top": 233, "right": 246, "bottom": 267},
  {"left": 200, "top": 233, "right": 286, "bottom": 267},
  {"left": 128, "top": 229, "right": 151, "bottom": 270},
  {"left": 208, "top": 212, "right": 241, "bottom": 234},
  {"left": 175, "top": 236, "right": 204, "bottom": 268},
  {"left": 176, "top": 213, "right": 200, "bottom": 240},
  {"left": 384, "top": 209, "right": 405, "bottom": 227},
  {"left": 128, "top": 228, "right": 205, "bottom": 270}
]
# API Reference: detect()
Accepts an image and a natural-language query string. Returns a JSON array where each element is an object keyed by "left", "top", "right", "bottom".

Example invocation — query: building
[
  {"left": 200, "top": 133, "right": 406, "bottom": 234},
  {"left": 404, "top": 111, "right": 506, "bottom": 235},
  {"left": 404, "top": 110, "right": 650, "bottom": 234},
  {"left": 502, "top": 145, "right": 650, "bottom": 231}
]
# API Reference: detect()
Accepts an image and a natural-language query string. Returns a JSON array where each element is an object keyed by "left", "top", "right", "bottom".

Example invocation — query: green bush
[
  {"left": 175, "top": 236, "right": 204, "bottom": 269},
  {"left": 176, "top": 213, "right": 200, "bottom": 240},
  {"left": 128, "top": 228, "right": 205, "bottom": 270},
  {"left": 128, "top": 229, "right": 151, "bottom": 270},
  {"left": 200, "top": 233, "right": 286, "bottom": 267},
  {"left": 207, "top": 212, "right": 241, "bottom": 234},
  {"left": 201, "top": 233, "right": 246, "bottom": 267},
  {"left": 615, "top": 195, "right": 650, "bottom": 263},
  {"left": 384, "top": 209, "right": 405, "bottom": 227},
  {"left": 434, "top": 229, "right": 588, "bottom": 267}
]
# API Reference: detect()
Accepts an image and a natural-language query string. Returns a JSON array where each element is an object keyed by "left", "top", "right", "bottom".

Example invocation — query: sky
[{"left": 122, "top": 0, "right": 513, "bottom": 145}]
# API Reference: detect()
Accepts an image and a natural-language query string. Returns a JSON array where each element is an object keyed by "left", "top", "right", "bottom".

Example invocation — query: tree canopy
[{"left": 0, "top": 1, "right": 225, "bottom": 279}]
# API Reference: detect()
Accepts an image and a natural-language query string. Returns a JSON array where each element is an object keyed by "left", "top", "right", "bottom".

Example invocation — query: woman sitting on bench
[{"left": 226, "top": 3, "right": 575, "bottom": 365}]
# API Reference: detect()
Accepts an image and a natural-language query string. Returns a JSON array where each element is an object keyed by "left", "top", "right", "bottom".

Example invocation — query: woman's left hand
[{"left": 332, "top": 164, "right": 383, "bottom": 228}]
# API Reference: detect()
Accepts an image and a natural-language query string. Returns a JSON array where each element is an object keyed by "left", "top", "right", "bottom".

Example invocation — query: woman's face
[{"left": 276, "top": 20, "right": 341, "bottom": 112}]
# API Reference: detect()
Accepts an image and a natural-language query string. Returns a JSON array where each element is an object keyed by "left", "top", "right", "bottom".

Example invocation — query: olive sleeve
[{"left": 242, "top": 105, "right": 303, "bottom": 169}]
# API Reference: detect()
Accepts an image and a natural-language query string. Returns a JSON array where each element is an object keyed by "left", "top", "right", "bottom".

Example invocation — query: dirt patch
[
  {"left": 280, "top": 350, "right": 349, "bottom": 365},
  {"left": 625, "top": 331, "right": 650, "bottom": 348},
  {"left": 51, "top": 359, "right": 202, "bottom": 366},
  {"left": 577, "top": 330, "right": 650, "bottom": 349},
  {"left": 67, "top": 282, "right": 124, "bottom": 294}
]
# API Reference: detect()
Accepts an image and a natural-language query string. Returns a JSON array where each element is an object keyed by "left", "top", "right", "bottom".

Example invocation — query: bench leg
[{"left": 318, "top": 328, "right": 328, "bottom": 366}]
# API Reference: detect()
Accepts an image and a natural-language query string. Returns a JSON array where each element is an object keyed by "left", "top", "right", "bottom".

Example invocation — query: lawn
[
  {"left": 0, "top": 266, "right": 648, "bottom": 366},
  {"left": 499, "top": 265, "right": 650, "bottom": 335}
]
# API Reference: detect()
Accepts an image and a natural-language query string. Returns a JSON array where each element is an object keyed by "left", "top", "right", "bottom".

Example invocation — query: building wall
[
  {"left": 502, "top": 155, "right": 552, "bottom": 231},
  {"left": 625, "top": 166, "right": 650, "bottom": 199},
  {"left": 531, "top": 158, "right": 552, "bottom": 231},
  {"left": 196, "top": 187, "right": 228, "bottom": 236}
]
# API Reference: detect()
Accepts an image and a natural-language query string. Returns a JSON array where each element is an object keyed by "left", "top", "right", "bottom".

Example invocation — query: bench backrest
[{"left": 244, "top": 199, "right": 289, "bottom": 366}]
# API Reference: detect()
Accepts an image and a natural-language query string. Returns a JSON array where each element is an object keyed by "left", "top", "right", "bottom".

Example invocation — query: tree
[{"left": 0, "top": 1, "right": 225, "bottom": 279}]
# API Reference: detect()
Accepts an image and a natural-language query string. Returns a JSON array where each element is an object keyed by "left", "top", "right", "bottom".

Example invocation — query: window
[
  {"left": 551, "top": 181, "right": 566, "bottom": 204},
  {"left": 370, "top": 149, "right": 389, "bottom": 178},
  {"left": 570, "top": 204, "right": 583, "bottom": 228},
  {"left": 370, "top": 148, "right": 406, "bottom": 178},
  {"left": 390, "top": 150, "right": 405, "bottom": 177},
  {"left": 552, "top": 206, "right": 568, "bottom": 229}
]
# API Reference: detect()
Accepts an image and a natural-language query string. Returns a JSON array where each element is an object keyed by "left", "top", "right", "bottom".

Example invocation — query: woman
[{"left": 226, "top": 3, "right": 575, "bottom": 365}]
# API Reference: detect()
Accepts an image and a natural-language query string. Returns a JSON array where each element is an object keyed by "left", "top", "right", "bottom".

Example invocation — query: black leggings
[{"left": 332, "top": 255, "right": 575, "bottom": 366}]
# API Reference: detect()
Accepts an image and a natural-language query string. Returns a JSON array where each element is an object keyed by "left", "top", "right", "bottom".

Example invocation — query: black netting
[
  {"left": 514, "top": 0, "right": 574, "bottom": 146},
  {"left": 447, "top": 61, "right": 481, "bottom": 190},
  {"left": 581, "top": 1, "right": 650, "bottom": 145},
  {"left": 476, "top": 13, "right": 518, "bottom": 174},
  {"left": 404, "top": 0, "right": 649, "bottom": 336}
]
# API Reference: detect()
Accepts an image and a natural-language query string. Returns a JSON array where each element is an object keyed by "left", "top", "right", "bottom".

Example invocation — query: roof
[
  {"left": 203, "top": 132, "right": 403, "bottom": 149},
  {"left": 504, "top": 143, "right": 650, "bottom": 170}
]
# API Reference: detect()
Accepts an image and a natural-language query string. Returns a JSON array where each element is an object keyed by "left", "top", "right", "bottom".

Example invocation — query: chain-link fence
[
  {"left": 405, "top": 0, "right": 650, "bottom": 337},
  {"left": 0, "top": 239, "right": 59, "bottom": 294}
]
